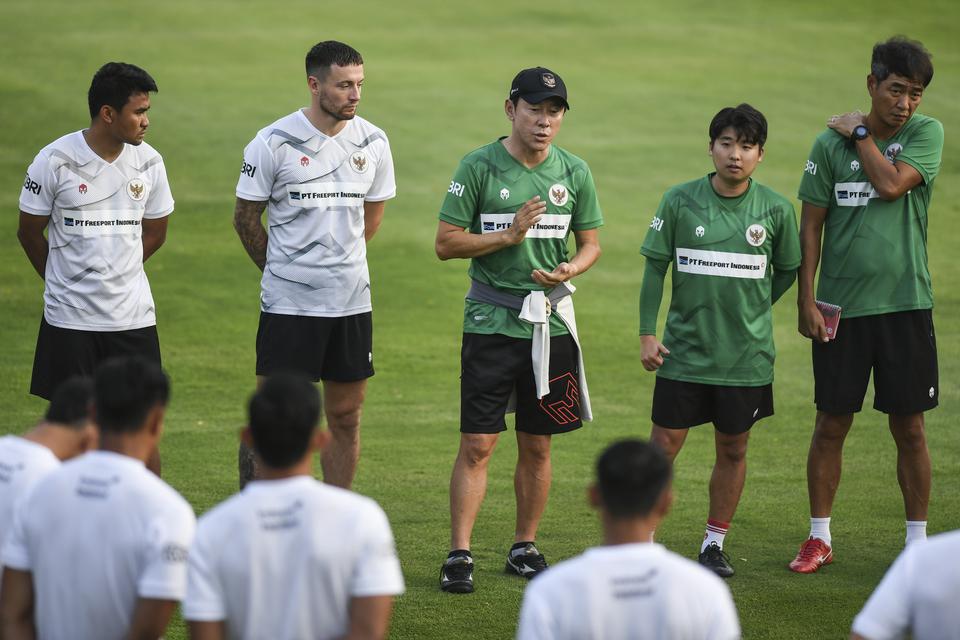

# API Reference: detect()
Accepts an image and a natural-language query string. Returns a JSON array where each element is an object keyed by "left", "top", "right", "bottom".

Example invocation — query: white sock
[
  {"left": 905, "top": 521, "right": 927, "bottom": 545},
  {"left": 810, "top": 517, "right": 831, "bottom": 546},
  {"left": 701, "top": 519, "right": 729, "bottom": 553}
]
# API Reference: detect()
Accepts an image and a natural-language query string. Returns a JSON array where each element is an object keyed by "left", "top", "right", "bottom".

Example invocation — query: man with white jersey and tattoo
[
  {"left": 233, "top": 40, "right": 395, "bottom": 490},
  {"left": 18, "top": 62, "right": 173, "bottom": 475},
  {"left": 435, "top": 67, "right": 602, "bottom": 593}
]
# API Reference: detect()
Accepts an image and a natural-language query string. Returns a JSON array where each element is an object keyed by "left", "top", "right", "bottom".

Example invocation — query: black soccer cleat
[
  {"left": 698, "top": 542, "right": 735, "bottom": 578},
  {"left": 505, "top": 543, "right": 548, "bottom": 579},
  {"left": 440, "top": 552, "right": 474, "bottom": 593}
]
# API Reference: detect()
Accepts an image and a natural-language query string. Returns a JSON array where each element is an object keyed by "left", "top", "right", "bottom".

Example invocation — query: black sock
[
  {"left": 511, "top": 541, "right": 534, "bottom": 554},
  {"left": 448, "top": 549, "right": 471, "bottom": 559}
]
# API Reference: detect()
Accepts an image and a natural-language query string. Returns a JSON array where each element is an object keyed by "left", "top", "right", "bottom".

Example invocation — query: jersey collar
[{"left": 294, "top": 109, "right": 367, "bottom": 152}]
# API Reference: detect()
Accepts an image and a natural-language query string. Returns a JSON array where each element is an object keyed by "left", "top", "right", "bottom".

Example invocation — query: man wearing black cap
[{"left": 435, "top": 67, "right": 603, "bottom": 593}]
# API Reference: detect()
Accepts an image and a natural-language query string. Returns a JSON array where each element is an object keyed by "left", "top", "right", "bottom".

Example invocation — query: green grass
[{"left": 1, "top": 1, "right": 959, "bottom": 638}]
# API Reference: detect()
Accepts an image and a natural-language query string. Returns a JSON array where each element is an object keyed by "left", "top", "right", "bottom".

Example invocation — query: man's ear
[
  {"left": 311, "top": 427, "right": 331, "bottom": 452},
  {"left": 146, "top": 404, "right": 166, "bottom": 439},
  {"left": 588, "top": 483, "right": 602, "bottom": 508},
  {"left": 504, "top": 99, "right": 516, "bottom": 121}
]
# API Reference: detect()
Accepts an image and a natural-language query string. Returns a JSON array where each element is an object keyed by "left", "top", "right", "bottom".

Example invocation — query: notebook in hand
[{"left": 815, "top": 300, "right": 842, "bottom": 339}]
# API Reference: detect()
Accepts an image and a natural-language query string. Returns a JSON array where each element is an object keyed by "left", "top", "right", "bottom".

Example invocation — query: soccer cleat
[
  {"left": 505, "top": 543, "right": 548, "bottom": 579},
  {"left": 698, "top": 542, "right": 735, "bottom": 578},
  {"left": 789, "top": 537, "right": 833, "bottom": 574},
  {"left": 439, "top": 553, "right": 474, "bottom": 593}
]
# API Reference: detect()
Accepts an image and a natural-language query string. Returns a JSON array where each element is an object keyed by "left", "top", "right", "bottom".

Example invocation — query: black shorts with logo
[
  {"left": 31, "top": 317, "right": 161, "bottom": 400},
  {"left": 460, "top": 333, "right": 583, "bottom": 436},
  {"left": 651, "top": 376, "right": 773, "bottom": 435},
  {"left": 813, "top": 309, "right": 938, "bottom": 415},
  {"left": 256, "top": 311, "right": 374, "bottom": 383}
]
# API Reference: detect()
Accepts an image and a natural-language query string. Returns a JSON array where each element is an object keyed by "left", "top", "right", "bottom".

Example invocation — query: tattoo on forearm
[{"left": 234, "top": 201, "right": 268, "bottom": 270}]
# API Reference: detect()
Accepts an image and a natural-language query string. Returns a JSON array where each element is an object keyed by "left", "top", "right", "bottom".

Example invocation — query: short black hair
[
  {"left": 87, "top": 62, "right": 158, "bottom": 119},
  {"left": 709, "top": 103, "right": 767, "bottom": 148},
  {"left": 44, "top": 377, "right": 93, "bottom": 429},
  {"left": 871, "top": 36, "right": 934, "bottom": 87},
  {"left": 94, "top": 357, "right": 170, "bottom": 434},
  {"left": 596, "top": 439, "right": 672, "bottom": 519},
  {"left": 248, "top": 373, "right": 322, "bottom": 469},
  {"left": 305, "top": 41, "right": 363, "bottom": 80}
]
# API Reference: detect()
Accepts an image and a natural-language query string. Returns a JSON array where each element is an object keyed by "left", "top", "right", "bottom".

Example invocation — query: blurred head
[
  {"left": 592, "top": 439, "right": 672, "bottom": 519},
  {"left": 45, "top": 376, "right": 94, "bottom": 429},
  {"left": 708, "top": 104, "right": 766, "bottom": 185},
  {"left": 248, "top": 373, "right": 322, "bottom": 469},
  {"left": 94, "top": 357, "right": 170, "bottom": 435},
  {"left": 871, "top": 36, "right": 933, "bottom": 87},
  {"left": 43, "top": 376, "right": 97, "bottom": 458}
]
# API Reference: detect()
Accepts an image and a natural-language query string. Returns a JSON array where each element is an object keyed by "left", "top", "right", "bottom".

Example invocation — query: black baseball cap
[{"left": 509, "top": 67, "right": 570, "bottom": 109}]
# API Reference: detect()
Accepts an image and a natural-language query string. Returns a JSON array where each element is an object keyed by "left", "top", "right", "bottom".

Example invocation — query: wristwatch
[{"left": 851, "top": 124, "right": 870, "bottom": 141}]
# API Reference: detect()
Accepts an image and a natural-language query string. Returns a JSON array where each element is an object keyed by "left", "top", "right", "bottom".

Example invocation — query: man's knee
[
  {"left": 889, "top": 414, "right": 927, "bottom": 451},
  {"left": 715, "top": 433, "right": 749, "bottom": 465},
  {"left": 458, "top": 434, "right": 498, "bottom": 467},
  {"left": 517, "top": 433, "right": 551, "bottom": 465},
  {"left": 650, "top": 426, "right": 685, "bottom": 459},
  {"left": 813, "top": 412, "right": 854, "bottom": 444}
]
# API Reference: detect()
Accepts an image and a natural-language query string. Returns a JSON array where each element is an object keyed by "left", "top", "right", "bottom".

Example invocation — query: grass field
[{"left": 1, "top": 1, "right": 958, "bottom": 638}]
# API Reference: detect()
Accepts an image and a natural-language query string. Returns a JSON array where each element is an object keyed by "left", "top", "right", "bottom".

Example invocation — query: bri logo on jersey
[
  {"left": 241, "top": 161, "right": 257, "bottom": 178},
  {"left": 448, "top": 180, "right": 465, "bottom": 197},
  {"left": 22, "top": 175, "right": 41, "bottom": 195}
]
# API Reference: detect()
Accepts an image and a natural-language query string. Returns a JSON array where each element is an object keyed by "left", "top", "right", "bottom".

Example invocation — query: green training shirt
[
  {"left": 798, "top": 114, "right": 943, "bottom": 318},
  {"left": 439, "top": 139, "right": 604, "bottom": 338},
  {"left": 641, "top": 175, "right": 801, "bottom": 386}
]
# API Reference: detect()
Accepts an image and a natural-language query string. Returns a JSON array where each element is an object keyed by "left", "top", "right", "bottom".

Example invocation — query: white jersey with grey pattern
[
  {"left": 19, "top": 131, "right": 174, "bottom": 331},
  {"left": 237, "top": 110, "right": 396, "bottom": 317}
]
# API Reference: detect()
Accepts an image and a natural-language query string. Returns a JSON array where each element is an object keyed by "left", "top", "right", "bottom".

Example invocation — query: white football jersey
[
  {"left": 1, "top": 451, "right": 196, "bottom": 640},
  {"left": 237, "top": 110, "right": 396, "bottom": 317},
  {"left": 852, "top": 529, "right": 960, "bottom": 640},
  {"left": 517, "top": 543, "right": 741, "bottom": 640},
  {"left": 19, "top": 131, "right": 174, "bottom": 331},
  {"left": 183, "top": 476, "right": 404, "bottom": 639},
  {"left": 0, "top": 436, "right": 59, "bottom": 546}
]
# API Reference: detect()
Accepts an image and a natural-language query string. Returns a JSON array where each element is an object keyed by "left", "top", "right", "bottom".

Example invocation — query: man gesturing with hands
[{"left": 435, "top": 67, "right": 602, "bottom": 594}]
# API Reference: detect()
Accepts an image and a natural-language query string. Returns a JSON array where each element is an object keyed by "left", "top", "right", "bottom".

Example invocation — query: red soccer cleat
[{"left": 789, "top": 537, "right": 833, "bottom": 573}]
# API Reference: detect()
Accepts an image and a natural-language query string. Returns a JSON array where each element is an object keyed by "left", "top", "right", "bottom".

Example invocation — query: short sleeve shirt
[
  {"left": 1, "top": 451, "right": 196, "bottom": 640},
  {"left": 798, "top": 115, "right": 943, "bottom": 318},
  {"left": 19, "top": 132, "right": 174, "bottom": 331},
  {"left": 183, "top": 476, "right": 404, "bottom": 639},
  {"left": 851, "top": 530, "right": 960, "bottom": 640},
  {"left": 237, "top": 111, "right": 396, "bottom": 318},
  {"left": 0, "top": 437, "right": 59, "bottom": 547},
  {"left": 641, "top": 176, "right": 801, "bottom": 386},
  {"left": 439, "top": 140, "right": 603, "bottom": 339},
  {"left": 517, "top": 543, "right": 740, "bottom": 640}
]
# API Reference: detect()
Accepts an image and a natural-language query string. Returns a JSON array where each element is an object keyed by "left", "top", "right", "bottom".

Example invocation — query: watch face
[{"left": 853, "top": 125, "right": 869, "bottom": 140}]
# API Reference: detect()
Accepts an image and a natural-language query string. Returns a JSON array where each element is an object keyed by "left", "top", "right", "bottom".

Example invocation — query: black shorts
[
  {"left": 31, "top": 317, "right": 161, "bottom": 400},
  {"left": 651, "top": 376, "right": 773, "bottom": 435},
  {"left": 813, "top": 309, "right": 938, "bottom": 415},
  {"left": 256, "top": 311, "right": 374, "bottom": 382},
  {"left": 460, "top": 333, "right": 583, "bottom": 435}
]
